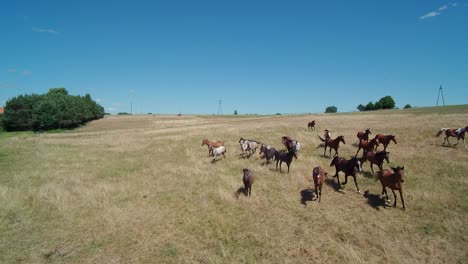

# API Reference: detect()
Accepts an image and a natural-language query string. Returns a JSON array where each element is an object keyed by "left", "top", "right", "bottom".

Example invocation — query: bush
[
  {"left": 358, "top": 96, "right": 396, "bottom": 111},
  {"left": 404, "top": 104, "right": 412, "bottom": 109},
  {"left": 2, "top": 88, "right": 104, "bottom": 132},
  {"left": 325, "top": 106, "right": 337, "bottom": 113}
]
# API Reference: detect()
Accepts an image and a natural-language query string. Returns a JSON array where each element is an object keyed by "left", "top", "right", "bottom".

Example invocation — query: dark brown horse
[
  {"left": 361, "top": 150, "right": 390, "bottom": 175},
  {"left": 435, "top": 126, "right": 468, "bottom": 148},
  {"left": 259, "top": 144, "right": 277, "bottom": 164},
  {"left": 318, "top": 135, "right": 345, "bottom": 157},
  {"left": 201, "top": 139, "right": 224, "bottom": 156},
  {"left": 275, "top": 149, "right": 296, "bottom": 173},
  {"left": 330, "top": 156, "right": 362, "bottom": 192},
  {"left": 374, "top": 134, "right": 397, "bottom": 151},
  {"left": 377, "top": 166, "right": 405, "bottom": 210},
  {"left": 312, "top": 166, "right": 328, "bottom": 202},
  {"left": 308, "top": 120, "right": 316, "bottom": 131},
  {"left": 355, "top": 137, "right": 379, "bottom": 157},
  {"left": 357, "top": 128, "right": 372, "bottom": 142},
  {"left": 242, "top": 168, "right": 254, "bottom": 197}
]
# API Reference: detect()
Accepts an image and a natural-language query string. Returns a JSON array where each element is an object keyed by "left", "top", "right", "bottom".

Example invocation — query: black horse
[
  {"left": 330, "top": 156, "right": 362, "bottom": 192},
  {"left": 275, "top": 149, "right": 296, "bottom": 173},
  {"left": 259, "top": 144, "right": 277, "bottom": 164}
]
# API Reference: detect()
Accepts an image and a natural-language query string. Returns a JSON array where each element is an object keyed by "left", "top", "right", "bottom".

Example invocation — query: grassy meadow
[{"left": 1, "top": 105, "right": 467, "bottom": 263}]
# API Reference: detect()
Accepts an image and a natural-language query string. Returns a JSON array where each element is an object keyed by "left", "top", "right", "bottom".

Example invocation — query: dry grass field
[{"left": 1, "top": 105, "right": 467, "bottom": 263}]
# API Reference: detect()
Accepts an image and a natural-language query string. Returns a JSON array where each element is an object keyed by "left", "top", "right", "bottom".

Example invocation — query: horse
[
  {"left": 355, "top": 137, "right": 380, "bottom": 157},
  {"left": 209, "top": 145, "right": 226, "bottom": 163},
  {"left": 318, "top": 135, "right": 345, "bottom": 157},
  {"left": 201, "top": 139, "right": 224, "bottom": 156},
  {"left": 374, "top": 134, "right": 397, "bottom": 151},
  {"left": 239, "top": 137, "right": 259, "bottom": 158},
  {"left": 259, "top": 144, "right": 277, "bottom": 164},
  {"left": 361, "top": 150, "right": 390, "bottom": 175},
  {"left": 377, "top": 166, "right": 406, "bottom": 210},
  {"left": 312, "top": 166, "right": 328, "bottom": 202},
  {"left": 308, "top": 121, "right": 316, "bottom": 131},
  {"left": 242, "top": 168, "right": 254, "bottom": 197},
  {"left": 275, "top": 149, "right": 296, "bottom": 173},
  {"left": 330, "top": 156, "right": 362, "bottom": 192},
  {"left": 281, "top": 136, "right": 301, "bottom": 157},
  {"left": 435, "top": 126, "right": 468, "bottom": 148},
  {"left": 357, "top": 128, "right": 372, "bottom": 142}
]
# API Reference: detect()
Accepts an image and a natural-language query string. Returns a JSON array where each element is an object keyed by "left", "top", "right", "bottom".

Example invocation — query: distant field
[{"left": 1, "top": 105, "right": 467, "bottom": 263}]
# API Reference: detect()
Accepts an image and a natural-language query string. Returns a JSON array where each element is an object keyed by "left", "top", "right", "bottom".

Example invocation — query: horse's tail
[
  {"left": 435, "top": 129, "right": 445, "bottom": 137},
  {"left": 330, "top": 156, "right": 338, "bottom": 166},
  {"left": 318, "top": 135, "right": 326, "bottom": 142}
]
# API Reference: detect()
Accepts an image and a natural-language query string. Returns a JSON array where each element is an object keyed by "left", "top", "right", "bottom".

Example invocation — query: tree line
[
  {"left": 357, "top": 95, "right": 396, "bottom": 111},
  {"left": 1, "top": 88, "right": 104, "bottom": 131}
]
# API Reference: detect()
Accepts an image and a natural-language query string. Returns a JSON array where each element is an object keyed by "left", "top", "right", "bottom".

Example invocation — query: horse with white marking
[
  {"left": 209, "top": 145, "right": 226, "bottom": 163},
  {"left": 435, "top": 126, "right": 468, "bottom": 149}
]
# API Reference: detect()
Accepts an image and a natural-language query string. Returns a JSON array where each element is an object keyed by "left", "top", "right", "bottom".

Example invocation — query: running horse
[
  {"left": 435, "top": 126, "right": 468, "bottom": 149},
  {"left": 307, "top": 120, "right": 316, "bottom": 131},
  {"left": 201, "top": 139, "right": 224, "bottom": 156},
  {"left": 374, "top": 134, "right": 397, "bottom": 151},
  {"left": 377, "top": 166, "right": 406, "bottom": 210},
  {"left": 357, "top": 128, "right": 372, "bottom": 142},
  {"left": 330, "top": 156, "right": 362, "bottom": 193},
  {"left": 318, "top": 134, "right": 345, "bottom": 157}
]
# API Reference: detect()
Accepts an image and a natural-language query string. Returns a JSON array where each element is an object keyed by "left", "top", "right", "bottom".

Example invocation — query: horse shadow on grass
[
  {"left": 360, "top": 171, "right": 375, "bottom": 179},
  {"left": 300, "top": 189, "right": 316, "bottom": 206},
  {"left": 235, "top": 187, "right": 248, "bottom": 198},
  {"left": 325, "top": 178, "right": 345, "bottom": 194},
  {"left": 363, "top": 190, "right": 387, "bottom": 210}
]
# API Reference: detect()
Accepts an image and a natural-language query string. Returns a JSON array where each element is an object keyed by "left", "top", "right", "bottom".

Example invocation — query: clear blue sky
[{"left": 1, "top": 0, "right": 467, "bottom": 114}]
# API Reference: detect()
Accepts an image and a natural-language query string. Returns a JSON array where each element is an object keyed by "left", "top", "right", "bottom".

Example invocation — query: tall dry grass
[{"left": 0, "top": 107, "right": 467, "bottom": 263}]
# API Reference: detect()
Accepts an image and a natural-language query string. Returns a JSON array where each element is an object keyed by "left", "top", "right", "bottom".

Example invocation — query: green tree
[
  {"left": 234, "top": 110, "right": 238, "bottom": 115},
  {"left": 403, "top": 104, "right": 412, "bottom": 109},
  {"left": 376, "top": 96, "right": 395, "bottom": 109},
  {"left": 325, "top": 106, "right": 337, "bottom": 113},
  {"left": 365, "top": 102, "right": 375, "bottom": 111},
  {"left": 357, "top": 104, "right": 366, "bottom": 112}
]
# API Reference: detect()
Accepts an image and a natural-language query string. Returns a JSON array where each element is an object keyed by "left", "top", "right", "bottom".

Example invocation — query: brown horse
[
  {"left": 361, "top": 150, "right": 390, "bottom": 175},
  {"left": 242, "top": 168, "right": 254, "bottom": 197},
  {"left": 318, "top": 135, "right": 345, "bottom": 157},
  {"left": 330, "top": 156, "right": 362, "bottom": 192},
  {"left": 435, "top": 126, "right": 468, "bottom": 148},
  {"left": 201, "top": 139, "right": 224, "bottom": 155},
  {"left": 308, "top": 120, "right": 316, "bottom": 131},
  {"left": 377, "top": 166, "right": 405, "bottom": 210},
  {"left": 374, "top": 134, "right": 397, "bottom": 151},
  {"left": 357, "top": 128, "right": 372, "bottom": 142},
  {"left": 355, "top": 137, "right": 379, "bottom": 157},
  {"left": 312, "top": 166, "right": 328, "bottom": 202}
]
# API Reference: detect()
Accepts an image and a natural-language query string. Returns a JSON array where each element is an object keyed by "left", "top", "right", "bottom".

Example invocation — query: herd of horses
[{"left": 201, "top": 120, "right": 468, "bottom": 211}]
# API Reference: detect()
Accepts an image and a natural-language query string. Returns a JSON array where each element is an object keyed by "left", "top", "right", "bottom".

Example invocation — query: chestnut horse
[
  {"left": 318, "top": 135, "right": 345, "bottom": 157},
  {"left": 435, "top": 126, "right": 468, "bottom": 149},
  {"left": 308, "top": 120, "right": 316, "bottom": 131},
  {"left": 201, "top": 139, "right": 224, "bottom": 156},
  {"left": 361, "top": 150, "right": 390, "bottom": 175},
  {"left": 312, "top": 166, "right": 328, "bottom": 202},
  {"left": 330, "top": 156, "right": 362, "bottom": 192},
  {"left": 377, "top": 166, "right": 405, "bottom": 210},
  {"left": 374, "top": 134, "right": 397, "bottom": 151},
  {"left": 357, "top": 128, "right": 372, "bottom": 142},
  {"left": 355, "top": 137, "right": 379, "bottom": 157}
]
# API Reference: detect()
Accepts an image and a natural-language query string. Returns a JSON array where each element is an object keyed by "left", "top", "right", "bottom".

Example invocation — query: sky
[{"left": 1, "top": 0, "right": 467, "bottom": 115}]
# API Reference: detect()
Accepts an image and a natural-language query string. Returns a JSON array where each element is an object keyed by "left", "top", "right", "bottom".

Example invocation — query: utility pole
[
  {"left": 436, "top": 85, "right": 445, "bottom": 106},
  {"left": 217, "top": 98, "right": 223, "bottom": 115}
]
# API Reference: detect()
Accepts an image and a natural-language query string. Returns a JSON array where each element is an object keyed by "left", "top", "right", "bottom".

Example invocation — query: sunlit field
[{"left": 1, "top": 105, "right": 467, "bottom": 263}]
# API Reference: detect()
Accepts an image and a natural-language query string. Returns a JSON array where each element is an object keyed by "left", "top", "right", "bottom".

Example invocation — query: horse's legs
[
  {"left": 318, "top": 184, "right": 322, "bottom": 202},
  {"left": 276, "top": 160, "right": 279, "bottom": 171},
  {"left": 324, "top": 145, "right": 327, "bottom": 157},
  {"left": 279, "top": 161, "right": 283, "bottom": 172},
  {"left": 391, "top": 189, "right": 397, "bottom": 207},
  {"left": 334, "top": 148, "right": 338, "bottom": 157},
  {"left": 355, "top": 147, "right": 360, "bottom": 158},
  {"left": 399, "top": 189, "right": 405, "bottom": 210},
  {"left": 352, "top": 175, "right": 360, "bottom": 193},
  {"left": 382, "top": 187, "right": 389, "bottom": 202},
  {"left": 342, "top": 174, "right": 348, "bottom": 185}
]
